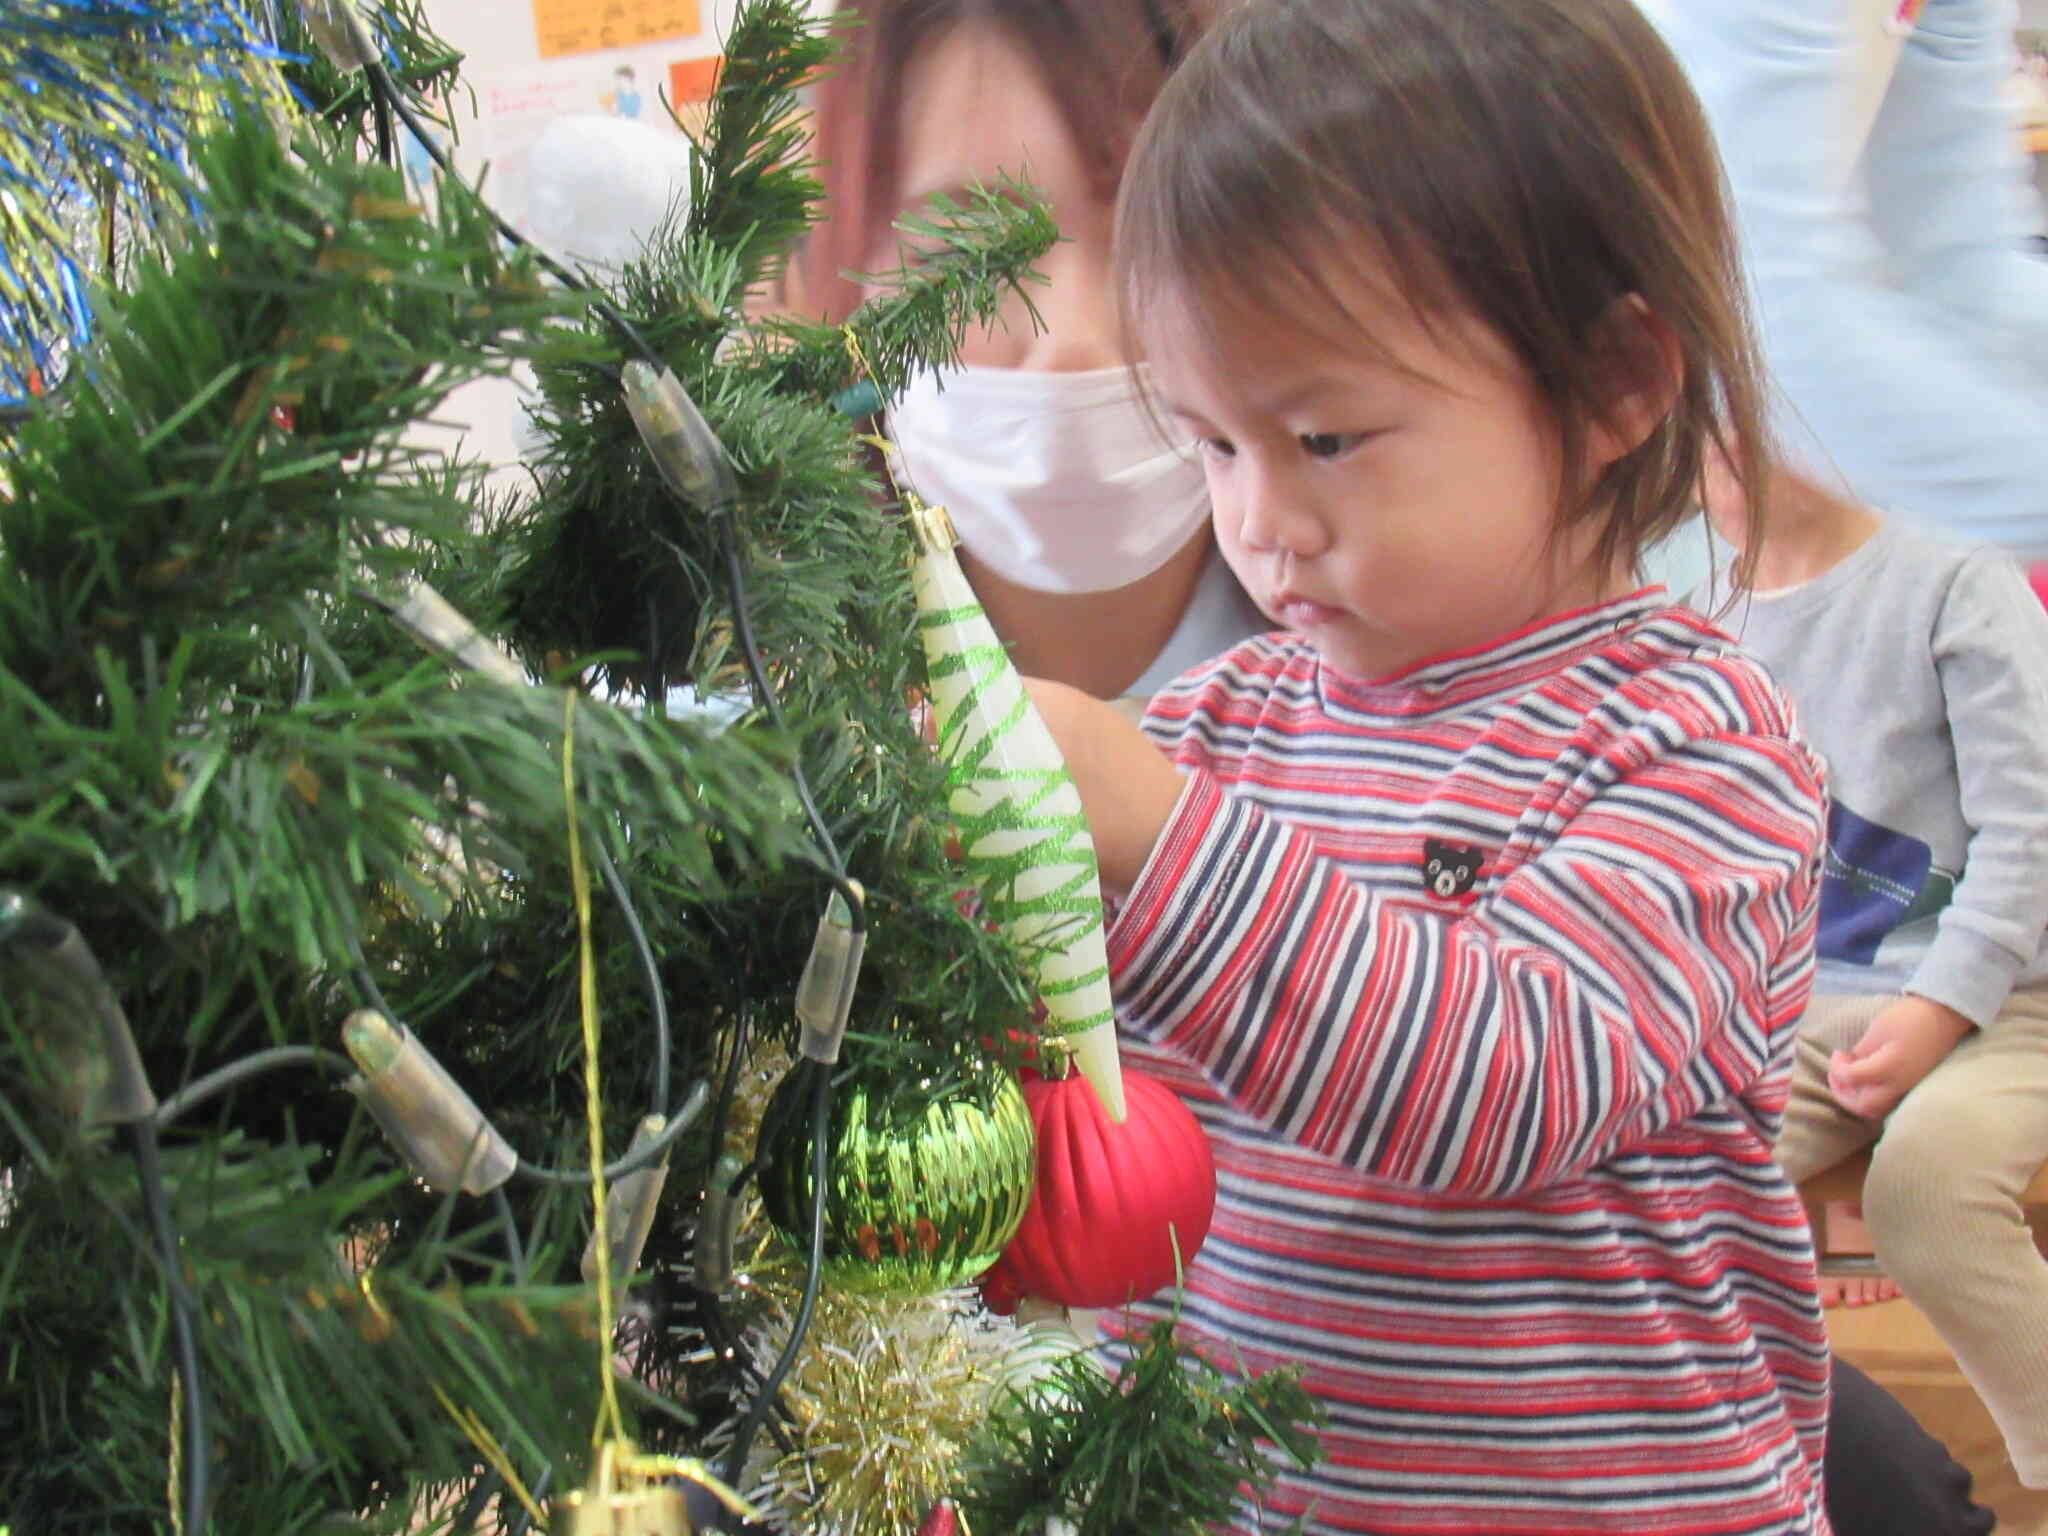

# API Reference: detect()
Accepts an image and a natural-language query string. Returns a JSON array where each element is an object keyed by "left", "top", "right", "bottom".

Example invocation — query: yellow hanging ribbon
[
  {"left": 432, "top": 1384, "right": 547, "bottom": 1526},
  {"left": 562, "top": 688, "right": 626, "bottom": 1447},
  {"left": 841, "top": 324, "right": 913, "bottom": 498},
  {"left": 167, "top": 1370, "right": 183, "bottom": 1536}
]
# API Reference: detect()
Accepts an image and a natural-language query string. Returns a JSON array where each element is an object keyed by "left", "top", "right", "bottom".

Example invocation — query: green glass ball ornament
[{"left": 757, "top": 1053, "right": 1036, "bottom": 1297}]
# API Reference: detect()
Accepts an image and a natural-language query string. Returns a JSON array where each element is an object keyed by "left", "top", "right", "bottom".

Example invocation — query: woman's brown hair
[
  {"left": 1114, "top": 0, "right": 1773, "bottom": 587},
  {"left": 797, "top": 0, "right": 1215, "bottom": 321}
]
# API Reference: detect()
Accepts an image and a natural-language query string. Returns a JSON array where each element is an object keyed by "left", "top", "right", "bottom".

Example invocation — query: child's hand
[
  {"left": 1826, "top": 995, "right": 1974, "bottom": 1121},
  {"left": 1024, "top": 678, "right": 1184, "bottom": 897}
]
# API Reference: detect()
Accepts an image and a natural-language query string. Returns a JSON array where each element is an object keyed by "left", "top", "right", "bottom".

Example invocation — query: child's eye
[
  {"left": 1299, "top": 431, "right": 1365, "bottom": 459},
  {"left": 1197, "top": 436, "right": 1237, "bottom": 461}
]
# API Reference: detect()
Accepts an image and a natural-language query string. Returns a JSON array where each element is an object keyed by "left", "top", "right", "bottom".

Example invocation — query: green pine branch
[
  {"left": 840, "top": 182, "right": 1061, "bottom": 403},
  {"left": 0, "top": 80, "right": 819, "bottom": 1534},
  {"left": 0, "top": 3, "right": 1326, "bottom": 1531},
  {"left": 957, "top": 1318, "right": 1324, "bottom": 1536},
  {"left": 0, "top": 1120, "right": 607, "bottom": 1534},
  {"left": 683, "top": 0, "right": 837, "bottom": 296},
  {"left": 278, "top": 0, "right": 468, "bottom": 153},
  {"left": 735, "top": 179, "right": 1060, "bottom": 409}
]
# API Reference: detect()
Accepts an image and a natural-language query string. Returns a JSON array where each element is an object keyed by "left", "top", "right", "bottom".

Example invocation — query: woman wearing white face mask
[
  {"left": 792, "top": 0, "right": 1265, "bottom": 704},
  {"left": 883, "top": 359, "right": 1260, "bottom": 700}
]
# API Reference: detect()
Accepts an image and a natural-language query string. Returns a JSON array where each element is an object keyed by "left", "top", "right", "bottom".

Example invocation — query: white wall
[{"left": 407, "top": 0, "right": 753, "bottom": 479}]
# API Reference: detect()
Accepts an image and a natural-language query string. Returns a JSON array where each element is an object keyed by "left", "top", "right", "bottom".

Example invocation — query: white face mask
[{"left": 884, "top": 363, "right": 1210, "bottom": 595}]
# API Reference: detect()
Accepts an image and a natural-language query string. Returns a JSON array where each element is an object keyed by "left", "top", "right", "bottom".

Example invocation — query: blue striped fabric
[{"left": 1102, "top": 591, "right": 1833, "bottom": 1535}]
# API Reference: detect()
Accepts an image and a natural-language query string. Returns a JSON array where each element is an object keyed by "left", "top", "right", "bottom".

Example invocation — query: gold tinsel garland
[
  {"left": 758, "top": 1286, "right": 1005, "bottom": 1534},
  {"left": 711, "top": 1035, "right": 1085, "bottom": 1536}
]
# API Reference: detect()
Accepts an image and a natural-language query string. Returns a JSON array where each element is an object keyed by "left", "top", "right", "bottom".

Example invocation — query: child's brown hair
[{"left": 1113, "top": 0, "right": 1771, "bottom": 587}]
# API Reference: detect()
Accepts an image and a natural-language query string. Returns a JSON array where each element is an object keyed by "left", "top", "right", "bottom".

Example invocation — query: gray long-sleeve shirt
[{"left": 1708, "top": 524, "right": 2048, "bottom": 1025}]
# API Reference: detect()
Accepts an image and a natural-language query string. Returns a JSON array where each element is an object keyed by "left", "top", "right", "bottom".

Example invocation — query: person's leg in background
[
  {"left": 1777, "top": 995, "right": 2004, "bottom": 1531},
  {"left": 1829, "top": 1356, "right": 1998, "bottom": 1536},
  {"left": 1642, "top": 0, "right": 2048, "bottom": 560},
  {"left": 1861, "top": 987, "right": 2048, "bottom": 1489}
]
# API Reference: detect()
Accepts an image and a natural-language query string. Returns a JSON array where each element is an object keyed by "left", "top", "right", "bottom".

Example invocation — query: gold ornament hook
[{"left": 555, "top": 1439, "right": 762, "bottom": 1535}]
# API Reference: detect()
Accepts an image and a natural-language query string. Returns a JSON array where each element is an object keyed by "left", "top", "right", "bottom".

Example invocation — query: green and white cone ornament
[{"left": 906, "top": 495, "right": 1126, "bottom": 1123}]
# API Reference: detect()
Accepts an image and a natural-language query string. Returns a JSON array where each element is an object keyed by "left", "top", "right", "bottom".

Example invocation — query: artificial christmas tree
[{"left": 0, "top": 4, "right": 1316, "bottom": 1532}]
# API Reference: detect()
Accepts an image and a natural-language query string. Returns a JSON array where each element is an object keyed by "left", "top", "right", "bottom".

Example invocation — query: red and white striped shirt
[{"left": 1105, "top": 591, "right": 1831, "bottom": 1535}]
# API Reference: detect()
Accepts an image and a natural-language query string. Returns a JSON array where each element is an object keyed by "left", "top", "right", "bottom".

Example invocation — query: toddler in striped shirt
[{"left": 1027, "top": 0, "right": 1835, "bottom": 1528}]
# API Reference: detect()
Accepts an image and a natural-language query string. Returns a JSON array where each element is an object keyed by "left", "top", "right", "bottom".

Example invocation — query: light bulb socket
[
  {"left": 0, "top": 890, "right": 156, "bottom": 1124},
  {"left": 341, "top": 1010, "right": 515, "bottom": 1195},
  {"left": 580, "top": 1114, "right": 671, "bottom": 1284},
  {"left": 298, "top": 0, "right": 376, "bottom": 70},
  {"left": 692, "top": 1152, "right": 746, "bottom": 1293},
  {"left": 621, "top": 361, "right": 739, "bottom": 512},
  {"left": 794, "top": 883, "right": 864, "bottom": 1064},
  {"left": 381, "top": 579, "right": 526, "bottom": 686}
]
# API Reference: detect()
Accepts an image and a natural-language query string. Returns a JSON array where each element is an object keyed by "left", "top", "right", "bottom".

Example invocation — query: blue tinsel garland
[{"left": 0, "top": 0, "right": 295, "bottom": 403}]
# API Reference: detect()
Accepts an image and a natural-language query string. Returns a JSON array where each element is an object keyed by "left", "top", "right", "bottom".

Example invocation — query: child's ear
[{"left": 1586, "top": 294, "right": 1681, "bottom": 468}]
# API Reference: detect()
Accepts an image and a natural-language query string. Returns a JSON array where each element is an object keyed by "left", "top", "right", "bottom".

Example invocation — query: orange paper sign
[
  {"left": 668, "top": 54, "right": 722, "bottom": 104},
  {"left": 533, "top": 0, "right": 700, "bottom": 59}
]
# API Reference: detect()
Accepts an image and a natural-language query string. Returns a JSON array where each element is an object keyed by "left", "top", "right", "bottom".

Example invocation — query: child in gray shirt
[{"left": 1699, "top": 458, "right": 2048, "bottom": 1492}]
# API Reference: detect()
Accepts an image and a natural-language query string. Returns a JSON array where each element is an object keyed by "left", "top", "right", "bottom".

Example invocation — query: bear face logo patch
[{"left": 1422, "top": 839, "right": 1484, "bottom": 900}]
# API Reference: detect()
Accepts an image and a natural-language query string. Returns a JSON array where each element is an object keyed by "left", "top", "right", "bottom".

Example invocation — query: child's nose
[{"left": 1236, "top": 469, "right": 1321, "bottom": 556}]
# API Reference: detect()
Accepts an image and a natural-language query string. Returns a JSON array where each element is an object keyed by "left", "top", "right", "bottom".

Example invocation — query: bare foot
[
  {"left": 1817, "top": 1272, "right": 1903, "bottom": 1307},
  {"left": 1815, "top": 1202, "right": 1901, "bottom": 1308}
]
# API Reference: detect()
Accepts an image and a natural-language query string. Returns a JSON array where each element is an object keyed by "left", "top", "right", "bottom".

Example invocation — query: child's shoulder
[
  {"left": 1830, "top": 522, "right": 2045, "bottom": 644},
  {"left": 1625, "top": 598, "right": 1748, "bottom": 663},
  {"left": 1153, "top": 604, "right": 1807, "bottom": 742},
  {"left": 1155, "top": 630, "right": 1304, "bottom": 697},
  {"left": 1867, "top": 519, "right": 2019, "bottom": 589},
  {"left": 1143, "top": 632, "right": 1306, "bottom": 734},
  {"left": 1547, "top": 604, "right": 1829, "bottom": 826},
  {"left": 1891, "top": 525, "right": 2044, "bottom": 617},
  {"left": 1598, "top": 601, "right": 1812, "bottom": 749}
]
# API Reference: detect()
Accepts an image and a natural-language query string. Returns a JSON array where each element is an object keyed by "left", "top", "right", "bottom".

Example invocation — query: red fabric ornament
[
  {"left": 979, "top": 1066, "right": 1216, "bottom": 1313},
  {"left": 916, "top": 1497, "right": 960, "bottom": 1536}
]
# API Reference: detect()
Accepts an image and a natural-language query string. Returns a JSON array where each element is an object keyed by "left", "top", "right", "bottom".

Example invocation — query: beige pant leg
[
  {"left": 1862, "top": 986, "right": 2048, "bottom": 1489},
  {"left": 1775, "top": 995, "right": 1888, "bottom": 1185}
]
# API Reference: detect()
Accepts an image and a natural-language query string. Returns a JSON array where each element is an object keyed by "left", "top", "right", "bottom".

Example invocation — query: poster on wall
[
  {"left": 533, "top": 0, "right": 701, "bottom": 58},
  {"left": 411, "top": 0, "right": 782, "bottom": 274},
  {"left": 458, "top": 39, "right": 724, "bottom": 272}
]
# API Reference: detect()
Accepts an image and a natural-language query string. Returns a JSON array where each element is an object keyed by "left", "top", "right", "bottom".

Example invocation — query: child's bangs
[
  {"left": 1113, "top": 13, "right": 1479, "bottom": 382},
  {"left": 1128, "top": 211, "right": 1455, "bottom": 386}
]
